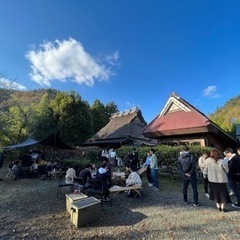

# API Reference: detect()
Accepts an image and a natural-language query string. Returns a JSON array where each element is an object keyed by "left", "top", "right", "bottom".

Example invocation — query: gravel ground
[{"left": 0, "top": 166, "right": 240, "bottom": 240}]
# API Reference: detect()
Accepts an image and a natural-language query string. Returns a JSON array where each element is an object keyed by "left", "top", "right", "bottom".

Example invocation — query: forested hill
[
  {"left": 209, "top": 95, "right": 240, "bottom": 133},
  {"left": 0, "top": 88, "right": 118, "bottom": 147}
]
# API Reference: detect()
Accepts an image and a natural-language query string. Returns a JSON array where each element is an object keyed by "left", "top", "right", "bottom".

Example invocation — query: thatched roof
[{"left": 84, "top": 107, "right": 156, "bottom": 147}]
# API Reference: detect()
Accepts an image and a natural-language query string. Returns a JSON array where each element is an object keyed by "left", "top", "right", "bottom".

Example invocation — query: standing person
[
  {"left": 0, "top": 151, "right": 5, "bottom": 181},
  {"left": 178, "top": 146, "right": 199, "bottom": 206},
  {"left": 143, "top": 151, "right": 153, "bottom": 187},
  {"left": 109, "top": 148, "right": 117, "bottom": 167},
  {"left": 198, "top": 151, "right": 210, "bottom": 198},
  {"left": 224, "top": 148, "right": 240, "bottom": 208},
  {"left": 223, "top": 151, "right": 234, "bottom": 196},
  {"left": 12, "top": 160, "right": 21, "bottom": 180},
  {"left": 128, "top": 148, "right": 139, "bottom": 170},
  {"left": 150, "top": 148, "right": 159, "bottom": 191},
  {"left": 204, "top": 149, "right": 231, "bottom": 212},
  {"left": 101, "top": 148, "right": 109, "bottom": 162}
]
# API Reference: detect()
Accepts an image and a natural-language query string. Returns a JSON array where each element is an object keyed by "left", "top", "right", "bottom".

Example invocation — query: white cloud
[
  {"left": 26, "top": 38, "right": 119, "bottom": 87},
  {"left": 203, "top": 85, "right": 220, "bottom": 98},
  {"left": 0, "top": 78, "right": 26, "bottom": 91}
]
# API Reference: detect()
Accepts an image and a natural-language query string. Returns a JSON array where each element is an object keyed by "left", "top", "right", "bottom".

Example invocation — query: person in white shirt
[
  {"left": 65, "top": 168, "right": 76, "bottom": 184},
  {"left": 126, "top": 165, "right": 142, "bottom": 187},
  {"left": 198, "top": 151, "right": 210, "bottom": 198},
  {"left": 109, "top": 148, "right": 117, "bottom": 166},
  {"left": 125, "top": 165, "right": 142, "bottom": 197}
]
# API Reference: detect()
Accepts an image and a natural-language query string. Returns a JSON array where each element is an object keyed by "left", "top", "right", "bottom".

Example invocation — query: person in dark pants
[
  {"left": 198, "top": 151, "right": 210, "bottom": 198},
  {"left": 0, "top": 152, "right": 5, "bottom": 181},
  {"left": 224, "top": 148, "right": 240, "bottom": 208},
  {"left": 178, "top": 147, "right": 199, "bottom": 206},
  {"left": 128, "top": 148, "right": 139, "bottom": 170},
  {"left": 143, "top": 151, "right": 153, "bottom": 187}
]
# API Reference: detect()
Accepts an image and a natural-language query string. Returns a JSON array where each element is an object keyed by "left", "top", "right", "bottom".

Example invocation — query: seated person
[
  {"left": 21, "top": 154, "right": 32, "bottom": 167},
  {"left": 65, "top": 168, "right": 76, "bottom": 184},
  {"left": 30, "top": 159, "right": 39, "bottom": 174},
  {"left": 125, "top": 165, "right": 142, "bottom": 197},
  {"left": 52, "top": 159, "right": 63, "bottom": 171},
  {"left": 78, "top": 164, "right": 92, "bottom": 185},
  {"left": 91, "top": 164, "right": 97, "bottom": 177},
  {"left": 12, "top": 160, "right": 21, "bottom": 180},
  {"left": 95, "top": 161, "right": 112, "bottom": 201},
  {"left": 126, "top": 165, "right": 142, "bottom": 187}
]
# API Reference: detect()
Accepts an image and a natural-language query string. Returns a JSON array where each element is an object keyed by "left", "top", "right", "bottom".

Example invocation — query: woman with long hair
[{"left": 204, "top": 148, "right": 231, "bottom": 212}]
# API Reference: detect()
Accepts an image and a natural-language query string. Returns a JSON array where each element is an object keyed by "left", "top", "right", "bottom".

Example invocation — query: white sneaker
[
  {"left": 229, "top": 191, "right": 235, "bottom": 196},
  {"left": 148, "top": 183, "right": 153, "bottom": 187},
  {"left": 205, "top": 193, "right": 210, "bottom": 198},
  {"left": 154, "top": 188, "right": 159, "bottom": 191}
]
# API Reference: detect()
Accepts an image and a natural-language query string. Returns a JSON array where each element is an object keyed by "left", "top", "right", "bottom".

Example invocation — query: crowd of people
[
  {"left": 6, "top": 151, "right": 64, "bottom": 180},
  {"left": 2, "top": 144, "right": 240, "bottom": 212},
  {"left": 178, "top": 146, "right": 240, "bottom": 212}
]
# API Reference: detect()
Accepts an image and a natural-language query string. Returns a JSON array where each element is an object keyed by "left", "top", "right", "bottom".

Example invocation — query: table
[{"left": 111, "top": 172, "right": 126, "bottom": 186}]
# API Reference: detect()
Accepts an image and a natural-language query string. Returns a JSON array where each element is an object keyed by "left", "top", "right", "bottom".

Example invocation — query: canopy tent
[
  {"left": 38, "top": 133, "right": 73, "bottom": 149},
  {"left": 3, "top": 137, "right": 38, "bottom": 149},
  {"left": 3, "top": 133, "right": 73, "bottom": 150}
]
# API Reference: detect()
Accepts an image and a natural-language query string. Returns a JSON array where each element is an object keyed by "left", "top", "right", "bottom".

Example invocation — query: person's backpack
[{"left": 180, "top": 155, "right": 192, "bottom": 173}]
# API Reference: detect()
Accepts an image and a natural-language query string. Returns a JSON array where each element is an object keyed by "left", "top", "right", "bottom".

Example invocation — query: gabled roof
[
  {"left": 85, "top": 107, "right": 155, "bottom": 146},
  {"left": 143, "top": 92, "right": 239, "bottom": 144}
]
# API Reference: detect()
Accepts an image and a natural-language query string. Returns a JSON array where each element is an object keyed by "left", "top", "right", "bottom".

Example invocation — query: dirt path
[{"left": 0, "top": 167, "right": 240, "bottom": 240}]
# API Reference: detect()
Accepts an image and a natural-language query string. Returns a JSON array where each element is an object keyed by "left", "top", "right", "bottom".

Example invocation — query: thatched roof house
[
  {"left": 143, "top": 93, "right": 240, "bottom": 151},
  {"left": 84, "top": 107, "right": 156, "bottom": 147}
]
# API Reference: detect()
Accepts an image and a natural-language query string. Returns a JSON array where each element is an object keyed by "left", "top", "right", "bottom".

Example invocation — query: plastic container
[
  {"left": 65, "top": 193, "right": 88, "bottom": 214},
  {"left": 70, "top": 197, "right": 101, "bottom": 227}
]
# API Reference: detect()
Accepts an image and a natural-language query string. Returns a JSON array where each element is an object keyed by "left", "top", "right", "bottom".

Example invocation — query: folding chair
[
  {"left": 6, "top": 168, "right": 14, "bottom": 178},
  {"left": 57, "top": 174, "right": 73, "bottom": 198},
  {"left": 87, "top": 179, "right": 105, "bottom": 203}
]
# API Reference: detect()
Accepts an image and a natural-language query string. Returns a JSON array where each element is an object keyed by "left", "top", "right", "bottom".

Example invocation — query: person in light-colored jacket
[
  {"left": 204, "top": 148, "right": 231, "bottom": 212},
  {"left": 198, "top": 151, "right": 210, "bottom": 198},
  {"left": 150, "top": 148, "right": 159, "bottom": 191}
]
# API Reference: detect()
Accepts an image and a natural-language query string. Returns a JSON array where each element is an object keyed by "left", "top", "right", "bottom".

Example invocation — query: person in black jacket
[
  {"left": 96, "top": 161, "right": 112, "bottom": 201},
  {"left": 178, "top": 147, "right": 199, "bottom": 206},
  {"left": 0, "top": 152, "right": 5, "bottom": 181},
  {"left": 224, "top": 148, "right": 240, "bottom": 208},
  {"left": 128, "top": 148, "right": 139, "bottom": 169},
  {"left": 78, "top": 164, "right": 92, "bottom": 184}
]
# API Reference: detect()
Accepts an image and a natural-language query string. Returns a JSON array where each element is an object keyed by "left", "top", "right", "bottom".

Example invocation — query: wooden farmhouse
[
  {"left": 84, "top": 107, "right": 156, "bottom": 147},
  {"left": 143, "top": 93, "right": 240, "bottom": 151}
]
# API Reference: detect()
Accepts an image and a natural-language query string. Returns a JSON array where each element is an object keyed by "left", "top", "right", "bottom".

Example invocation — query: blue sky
[{"left": 1, "top": 0, "right": 240, "bottom": 123}]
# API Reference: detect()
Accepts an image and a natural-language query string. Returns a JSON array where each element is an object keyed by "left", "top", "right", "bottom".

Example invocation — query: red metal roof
[{"left": 144, "top": 109, "right": 209, "bottom": 134}]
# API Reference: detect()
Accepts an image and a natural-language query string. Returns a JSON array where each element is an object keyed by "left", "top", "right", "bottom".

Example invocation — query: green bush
[{"left": 116, "top": 145, "right": 211, "bottom": 176}]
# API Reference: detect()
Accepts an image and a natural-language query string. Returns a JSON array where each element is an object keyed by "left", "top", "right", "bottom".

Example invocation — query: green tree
[
  {"left": 30, "top": 93, "right": 58, "bottom": 140},
  {"left": 50, "top": 91, "right": 93, "bottom": 145},
  {"left": 106, "top": 101, "right": 118, "bottom": 119},
  {"left": 91, "top": 99, "right": 109, "bottom": 133},
  {"left": 209, "top": 95, "right": 240, "bottom": 133}
]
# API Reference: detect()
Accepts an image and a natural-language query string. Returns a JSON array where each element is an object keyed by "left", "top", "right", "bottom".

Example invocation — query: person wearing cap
[{"left": 224, "top": 148, "right": 240, "bottom": 208}]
